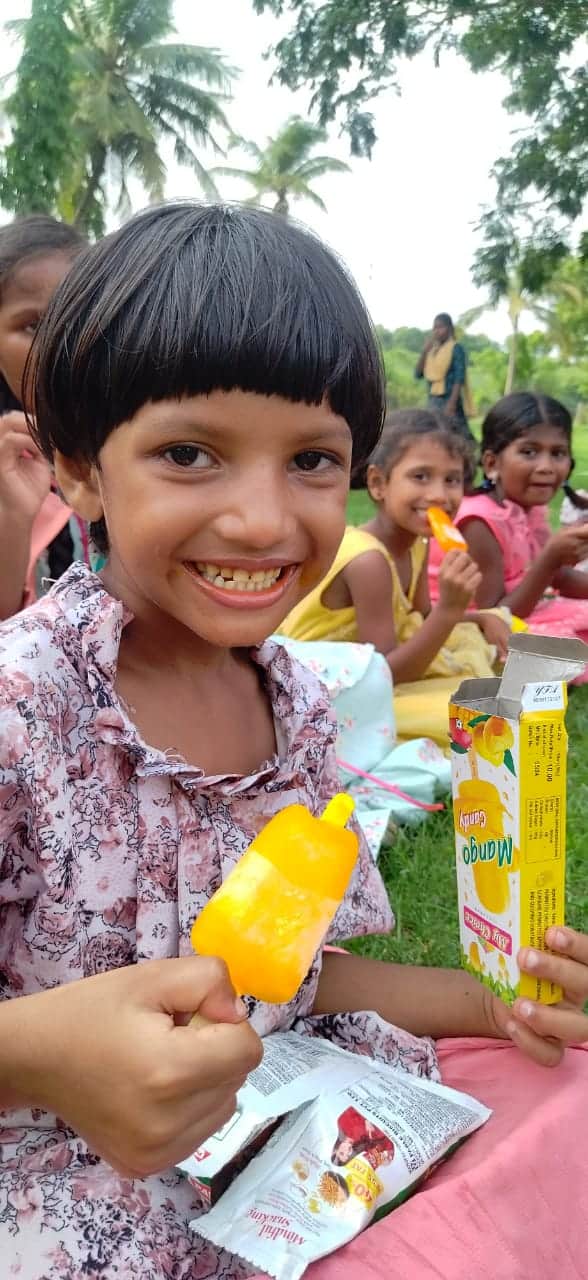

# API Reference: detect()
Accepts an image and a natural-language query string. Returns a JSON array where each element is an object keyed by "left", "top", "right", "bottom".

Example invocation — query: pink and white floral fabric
[{"left": 0, "top": 564, "right": 437, "bottom": 1278}]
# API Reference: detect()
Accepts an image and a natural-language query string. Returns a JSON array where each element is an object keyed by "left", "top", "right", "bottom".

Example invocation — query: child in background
[
  {"left": 428, "top": 393, "right": 588, "bottom": 665},
  {"left": 281, "top": 410, "right": 510, "bottom": 745},
  {"left": 1, "top": 205, "right": 587, "bottom": 1278},
  {"left": 0, "top": 215, "right": 89, "bottom": 620}
]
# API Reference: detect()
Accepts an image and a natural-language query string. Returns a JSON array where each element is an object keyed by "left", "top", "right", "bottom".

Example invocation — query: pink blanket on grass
[{"left": 255, "top": 1037, "right": 588, "bottom": 1279}]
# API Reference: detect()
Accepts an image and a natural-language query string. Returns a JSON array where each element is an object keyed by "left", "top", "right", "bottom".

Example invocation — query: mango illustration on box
[{"left": 450, "top": 634, "right": 588, "bottom": 1005}]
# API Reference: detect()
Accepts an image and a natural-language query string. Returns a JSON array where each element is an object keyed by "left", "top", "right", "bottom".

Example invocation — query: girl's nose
[
  {"left": 426, "top": 486, "right": 451, "bottom": 508},
  {"left": 216, "top": 476, "right": 297, "bottom": 549}
]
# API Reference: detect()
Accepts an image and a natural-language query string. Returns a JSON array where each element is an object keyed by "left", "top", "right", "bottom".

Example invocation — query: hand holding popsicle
[
  {"left": 437, "top": 549, "right": 482, "bottom": 615},
  {"left": 191, "top": 795, "right": 359, "bottom": 1007},
  {"left": 0, "top": 956, "right": 262, "bottom": 1177}
]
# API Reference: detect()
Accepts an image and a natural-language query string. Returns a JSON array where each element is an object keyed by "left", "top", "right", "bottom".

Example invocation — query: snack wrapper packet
[
  {"left": 193, "top": 1058, "right": 491, "bottom": 1279},
  {"left": 178, "top": 1032, "right": 370, "bottom": 1205}
]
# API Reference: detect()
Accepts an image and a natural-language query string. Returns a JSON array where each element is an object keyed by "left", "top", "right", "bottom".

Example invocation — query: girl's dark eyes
[
  {"left": 161, "top": 445, "right": 341, "bottom": 472},
  {"left": 519, "top": 447, "right": 569, "bottom": 460},
  {"left": 163, "top": 444, "right": 211, "bottom": 468},
  {"left": 292, "top": 450, "right": 337, "bottom": 472}
]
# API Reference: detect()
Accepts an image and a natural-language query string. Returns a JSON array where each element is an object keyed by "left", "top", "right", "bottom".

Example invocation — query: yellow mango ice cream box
[{"left": 450, "top": 634, "right": 588, "bottom": 1005}]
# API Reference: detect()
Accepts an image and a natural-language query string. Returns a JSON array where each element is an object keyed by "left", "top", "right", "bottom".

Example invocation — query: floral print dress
[{"left": 0, "top": 565, "right": 438, "bottom": 1279}]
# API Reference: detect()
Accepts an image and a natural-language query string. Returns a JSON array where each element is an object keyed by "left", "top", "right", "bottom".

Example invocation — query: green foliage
[
  {"left": 540, "top": 257, "right": 588, "bottom": 362},
  {"left": 0, "top": 0, "right": 74, "bottom": 215},
  {"left": 383, "top": 347, "right": 426, "bottom": 409},
  {"left": 254, "top": 2, "right": 587, "bottom": 257},
  {"left": 376, "top": 324, "right": 426, "bottom": 354},
  {"left": 213, "top": 116, "right": 349, "bottom": 217},
  {"left": 2, "top": 0, "right": 235, "bottom": 235},
  {"left": 468, "top": 347, "right": 508, "bottom": 416}
]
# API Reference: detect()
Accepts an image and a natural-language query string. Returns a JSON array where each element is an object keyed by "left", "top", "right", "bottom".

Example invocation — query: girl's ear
[
  {"left": 481, "top": 448, "right": 499, "bottom": 484},
  {"left": 54, "top": 452, "right": 104, "bottom": 523},
  {"left": 366, "top": 463, "right": 387, "bottom": 502}
]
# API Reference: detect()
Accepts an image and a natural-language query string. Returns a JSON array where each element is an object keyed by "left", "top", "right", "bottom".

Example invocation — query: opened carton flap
[{"left": 452, "top": 633, "right": 588, "bottom": 714}]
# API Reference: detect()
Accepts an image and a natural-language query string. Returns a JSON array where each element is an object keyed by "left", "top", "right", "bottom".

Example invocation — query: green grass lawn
[{"left": 347, "top": 423, "right": 588, "bottom": 968}]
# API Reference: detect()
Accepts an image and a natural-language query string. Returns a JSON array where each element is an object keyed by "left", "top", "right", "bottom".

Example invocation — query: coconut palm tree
[
  {"left": 461, "top": 267, "right": 588, "bottom": 395},
  {"left": 53, "top": 0, "right": 234, "bottom": 233},
  {"left": 214, "top": 116, "right": 349, "bottom": 217}
]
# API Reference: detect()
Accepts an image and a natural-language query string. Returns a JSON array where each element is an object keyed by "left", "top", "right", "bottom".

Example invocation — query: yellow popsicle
[
  {"left": 191, "top": 796, "right": 358, "bottom": 1004},
  {"left": 427, "top": 505, "right": 468, "bottom": 553}
]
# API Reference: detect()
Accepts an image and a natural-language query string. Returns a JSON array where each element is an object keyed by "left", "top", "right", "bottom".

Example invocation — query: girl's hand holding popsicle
[{"left": 0, "top": 956, "right": 262, "bottom": 1177}]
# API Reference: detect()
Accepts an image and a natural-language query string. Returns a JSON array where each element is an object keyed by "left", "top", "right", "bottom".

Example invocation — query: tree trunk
[
  {"left": 72, "top": 144, "right": 106, "bottom": 231},
  {"left": 273, "top": 190, "right": 289, "bottom": 217},
  {"left": 504, "top": 315, "right": 519, "bottom": 394}
]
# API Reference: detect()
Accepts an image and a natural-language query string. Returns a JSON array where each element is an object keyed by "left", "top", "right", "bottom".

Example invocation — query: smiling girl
[
  {"left": 1, "top": 206, "right": 588, "bottom": 1277},
  {"left": 281, "top": 410, "right": 510, "bottom": 745},
  {"left": 428, "top": 393, "right": 588, "bottom": 658}
]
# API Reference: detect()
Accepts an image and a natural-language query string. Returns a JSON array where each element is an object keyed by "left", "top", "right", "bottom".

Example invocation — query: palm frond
[
  {"left": 141, "top": 96, "right": 229, "bottom": 156},
  {"left": 3, "top": 18, "right": 29, "bottom": 43},
  {"left": 85, "top": 0, "right": 173, "bottom": 52},
  {"left": 138, "top": 42, "right": 236, "bottom": 91},
  {"left": 136, "top": 76, "right": 231, "bottom": 136},
  {"left": 173, "top": 134, "right": 219, "bottom": 199},
  {"left": 459, "top": 304, "right": 490, "bottom": 328},
  {"left": 287, "top": 182, "right": 327, "bottom": 212},
  {"left": 292, "top": 155, "right": 350, "bottom": 180},
  {"left": 114, "top": 130, "right": 166, "bottom": 196},
  {"left": 210, "top": 164, "right": 262, "bottom": 183}
]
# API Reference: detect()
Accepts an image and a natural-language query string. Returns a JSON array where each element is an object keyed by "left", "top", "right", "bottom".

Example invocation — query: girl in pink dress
[
  {"left": 429, "top": 393, "right": 588, "bottom": 656},
  {"left": 1, "top": 207, "right": 588, "bottom": 1278}
]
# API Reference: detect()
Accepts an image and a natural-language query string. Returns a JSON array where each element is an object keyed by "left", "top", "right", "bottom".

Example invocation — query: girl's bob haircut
[{"left": 30, "top": 202, "right": 385, "bottom": 469}]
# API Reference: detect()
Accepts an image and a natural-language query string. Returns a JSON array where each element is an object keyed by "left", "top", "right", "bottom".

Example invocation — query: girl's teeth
[{"left": 192, "top": 563, "right": 283, "bottom": 590}]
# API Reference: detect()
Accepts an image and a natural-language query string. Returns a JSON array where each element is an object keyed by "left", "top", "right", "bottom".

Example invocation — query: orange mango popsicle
[
  {"left": 191, "top": 796, "right": 358, "bottom": 1004},
  {"left": 427, "top": 505, "right": 468, "bottom": 553}
]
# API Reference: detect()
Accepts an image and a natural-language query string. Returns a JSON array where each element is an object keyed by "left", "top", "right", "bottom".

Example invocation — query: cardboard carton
[{"left": 450, "top": 634, "right": 588, "bottom": 1004}]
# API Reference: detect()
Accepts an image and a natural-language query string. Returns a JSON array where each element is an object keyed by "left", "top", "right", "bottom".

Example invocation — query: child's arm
[
  {"left": 0, "top": 957, "right": 262, "bottom": 1175},
  {"left": 461, "top": 517, "right": 588, "bottom": 616},
  {"left": 342, "top": 548, "right": 480, "bottom": 683},
  {"left": 551, "top": 565, "right": 588, "bottom": 598},
  {"left": 0, "top": 412, "right": 52, "bottom": 619},
  {"left": 315, "top": 926, "right": 588, "bottom": 1068}
]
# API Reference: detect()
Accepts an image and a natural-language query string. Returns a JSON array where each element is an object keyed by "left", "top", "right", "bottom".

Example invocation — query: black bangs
[{"left": 30, "top": 202, "right": 385, "bottom": 468}]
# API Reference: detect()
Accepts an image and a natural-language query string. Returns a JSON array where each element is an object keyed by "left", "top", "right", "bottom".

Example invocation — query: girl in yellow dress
[{"left": 280, "top": 410, "right": 510, "bottom": 747}]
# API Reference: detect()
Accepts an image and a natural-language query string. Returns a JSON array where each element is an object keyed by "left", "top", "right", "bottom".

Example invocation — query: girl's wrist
[
  {"left": 0, "top": 989, "right": 64, "bottom": 1111},
  {"left": 434, "top": 600, "right": 465, "bottom": 625}
]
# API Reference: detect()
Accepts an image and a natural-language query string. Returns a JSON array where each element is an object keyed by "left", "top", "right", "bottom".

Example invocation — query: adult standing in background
[{"left": 415, "top": 312, "right": 475, "bottom": 445}]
